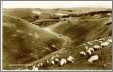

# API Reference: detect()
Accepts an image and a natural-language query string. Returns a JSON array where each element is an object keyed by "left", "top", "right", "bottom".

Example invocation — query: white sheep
[
  {"left": 101, "top": 42, "right": 110, "bottom": 47},
  {"left": 93, "top": 45, "right": 101, "bottom": 49},
  {"left": 37, "top": 62, "right": 43, "bottom": 67},
  {"left": 40, "top": 63, "right": 43, "bottom": 67},
  {"left": 32, "top": 66, "right": 38, "bottom": 70},
  {"left": 94, "top": 40, "right": 98, "bottom": 42},
  {"left": 85, "top": 46, "right": 89, "bottom": 50},
  {"left": 46, "top": 60, "right": 50, "bottom": 64},
  {"left": 51, "top": 56, "right": 55, "bottom": 60},
  {"left": 87, "top": 42, "right": 93, "bottom": 45},
  {"left": 88, "top": 55, "right": 99, "bottom": 63},
  {"left": 87, "top": 49, "right": 92, "bottom": 55},
  {"left": 88, "top": 48, "right": 94, "bottom": 52},
  {"left": 86, "top": 48, "right": 95, "bottom": 55},
  {"left": 60, "top": 58, "right": 67, "bottom": 66},
  {"left": 98, "top": 38, "right": 104, "bottom": 41},
  {"left": 67, "top": 56, "right": 74, "bottom": 63},
  {"left": 37, "top": 63, "right": 40, "bottom": 67},
  {"left": 51, "top": 60, "right": 55, "bottom": 65},
  {"left": 98, "top": 40, "right": 103, "bottom": 43},
  {"left": 80, "top": 51, "right": 87, "bottom": 56},
  {"left": 107, "top": 39, "right": 112, "bottom": 43},
  {"left": 54, "top": 58, "right": 60, "bottom": 62}
]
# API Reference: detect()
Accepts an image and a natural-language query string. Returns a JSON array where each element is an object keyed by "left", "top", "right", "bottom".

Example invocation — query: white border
[
  {"left": 1, "top": 0, "right": 3, "bottom": 71},
  {"left": 3, "top": 1, "right": 112, "bottom": 9},
  {"left": 2, "top": 70, "right": 113, "bottom": 72},
  {"left": 1, "top": 1, "right": 112, "bottom": 71}
]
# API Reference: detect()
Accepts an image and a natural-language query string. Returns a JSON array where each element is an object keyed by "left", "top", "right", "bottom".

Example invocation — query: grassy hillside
[{"left": 3, "top": 8, "right": 112, "bottom": 70}]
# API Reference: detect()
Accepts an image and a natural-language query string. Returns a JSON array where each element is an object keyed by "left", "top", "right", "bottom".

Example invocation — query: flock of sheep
[
  {"left": 22, "top": 36, "right": 112, "bottom": 70},
  {"left": 80, "top": 36, "right": 112, "bottom": 63}
]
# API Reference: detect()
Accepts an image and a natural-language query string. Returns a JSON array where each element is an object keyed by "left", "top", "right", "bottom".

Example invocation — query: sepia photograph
[{"left": 1, "top": 1, "right": 112, "bottom": 71}]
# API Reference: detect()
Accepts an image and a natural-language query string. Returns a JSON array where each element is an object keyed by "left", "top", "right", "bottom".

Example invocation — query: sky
[{"left": 2, "top": 1, "right": 112, "bottom": 9}]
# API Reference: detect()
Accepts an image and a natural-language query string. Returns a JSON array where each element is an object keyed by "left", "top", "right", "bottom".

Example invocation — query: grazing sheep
[
  {"left": 87, "top": 49, "right": 92, "bottom": 55},
  {"left": 37, "top": 63, "right": 40, "bottom": 67},
  {"left": 88, "top": 55, "right": 99, "bottom": 63},
  {"left": 67, "top": 56, "right": 74, "bottom": 63},
  {"left": 98, "top": 38, "right": 105, "bottom": 41},
  {"left": 98, "top": 40, "right": 103, "bottom": 43},
  {"left": 88, "top": 48, "right": 94, "bottom": 52},
  {"left": 37, "top": 63, "right": 43, "bottom": 67},
  {"left": 87, "top": 42, "right": 93, "bottom": 45},
  {"left": 101, "top": 42, "right": 110, "bottom": 47},
  {"left": 93, "top": 45, "right": 101, "bottom": 49},
  {"left": 94, "top": 40, "right": 98, "bottom": 42},
  {"left": 98, "top": 38, "right": 103, "bottom": 41},
  {"left": 46, "top": 60, "right": 50, "bottom": 64},
  {"left": 51, "top": 60, "right": 55, "bottom": 65},
  {"left": 51, "top": 56, "right": 55, "bottom": 60},
  {"left": 86, "top": 48, "right": 94, "bottom": 55},
  {"left": 54, "top": 58, "right": 60, "bottom": 62},
  {"left": 80, "top": 51, "right": 87, "bottom": 56},
  {"left": 107, "top": 39, "right": 112, "bottom": 43},
  {"left": 60, "top": 58, "right": 67, "bottom": 66},
  {"left": 32, "top": 66, "right": 38, "bottom": 70},
  {"left": 85, "top": 46, "right": 89, "bottom": 50}
]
